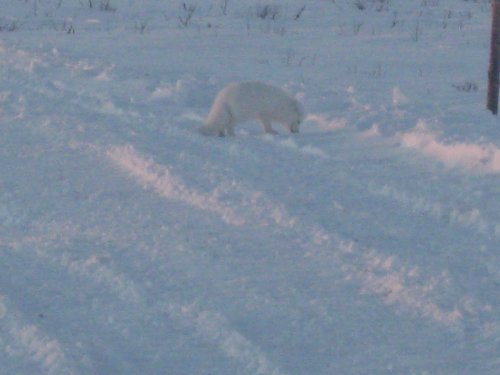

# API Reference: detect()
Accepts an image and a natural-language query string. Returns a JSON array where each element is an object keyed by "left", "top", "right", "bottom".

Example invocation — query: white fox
[{"left": 199, "top": 81, "right": 304, "bottom": 136}]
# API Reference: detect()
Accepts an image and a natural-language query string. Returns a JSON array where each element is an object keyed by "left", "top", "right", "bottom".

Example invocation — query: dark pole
[{"left": 487, "top": 0, "right": 500, "bottom": 115}]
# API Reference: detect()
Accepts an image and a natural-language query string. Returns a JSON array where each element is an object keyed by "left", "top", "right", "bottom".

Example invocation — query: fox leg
[
  {"left": 259, "top": 118, "right": 277, "bottom": 134},
  {"left": 219, "top": 103, "right": 236, "bottom": 136}
]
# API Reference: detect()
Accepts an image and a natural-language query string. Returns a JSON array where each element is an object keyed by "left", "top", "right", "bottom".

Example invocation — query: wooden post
[{"left": 487, "top": 0, "right": 500, "bottom": 114}]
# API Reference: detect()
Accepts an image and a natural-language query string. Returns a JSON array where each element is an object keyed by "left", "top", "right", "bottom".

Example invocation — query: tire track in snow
[
  {"left": 338, "top": 243, "right": 464, "bottom": 325},
  {"left": 166, "top": 304, "right": 289, "bottom": 375},
  {"left": 106, "top": 144, "right": 246, "bottom": 226},
  {"left": 106, "top": 144, "right": 297, "bottom": 229},
  {"left": 62, "top": 250, "right": 285, "bottom": 375},
  {"left": 102, "top": 142, "right": 476, "bottom": 330},
  {"left": 6, "top": 222, "right": 290, "bottom": 375},
  {"left": 308, "top": 234, "right": 467, "bottom": 327},
  {"left": 367, "top": 181, "right": 499, "bottom": 239},
  {"left": 3, "top": 216, "right": 189, "bottom": 373},
  {"left": 0, "top": 295, "right": 78, "bottom": 375},
  {"left": 2, "top": 238, "right": 141, "bottom": 374}
]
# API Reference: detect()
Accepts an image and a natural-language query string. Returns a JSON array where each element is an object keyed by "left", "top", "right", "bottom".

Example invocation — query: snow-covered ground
[{"left": 1, "top": 0, "right": 499, "bottom": 374}]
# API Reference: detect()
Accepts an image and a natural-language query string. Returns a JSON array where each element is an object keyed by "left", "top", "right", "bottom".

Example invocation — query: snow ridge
[
  {"left": 0, "top": 296, "right": 77, "bottom": 375},
  {"left": 400, "top": 121, "right": 500, "bottom": 174},
  {"left": 106, "top": 144, "right": 246, "bottom": 226},
  {"left": 367, "top": 182, "right": 498, "bottom": 238},
  {"left": 167, "top": 304, "right": 289, "bottom": 375},
  {"left": 106, "top": 143, "right": 299, "bottom": 230}
]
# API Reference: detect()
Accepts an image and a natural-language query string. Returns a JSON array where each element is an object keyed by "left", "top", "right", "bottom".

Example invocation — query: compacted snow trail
[{"left": 1, "top": 1, "right": 499, "bottom": 374}]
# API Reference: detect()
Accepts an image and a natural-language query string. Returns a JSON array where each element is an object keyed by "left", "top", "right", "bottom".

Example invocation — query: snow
[
  {"left": 398, "top": 120, "right": 500, "bottom": 174},
  {"left": 0, "top": 0, "right": 499, "bottom": 374}
]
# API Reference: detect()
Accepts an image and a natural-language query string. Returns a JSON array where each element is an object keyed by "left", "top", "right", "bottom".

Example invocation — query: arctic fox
[{"left": 199, "top": 81, "right": 304, "bottom": 136}]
